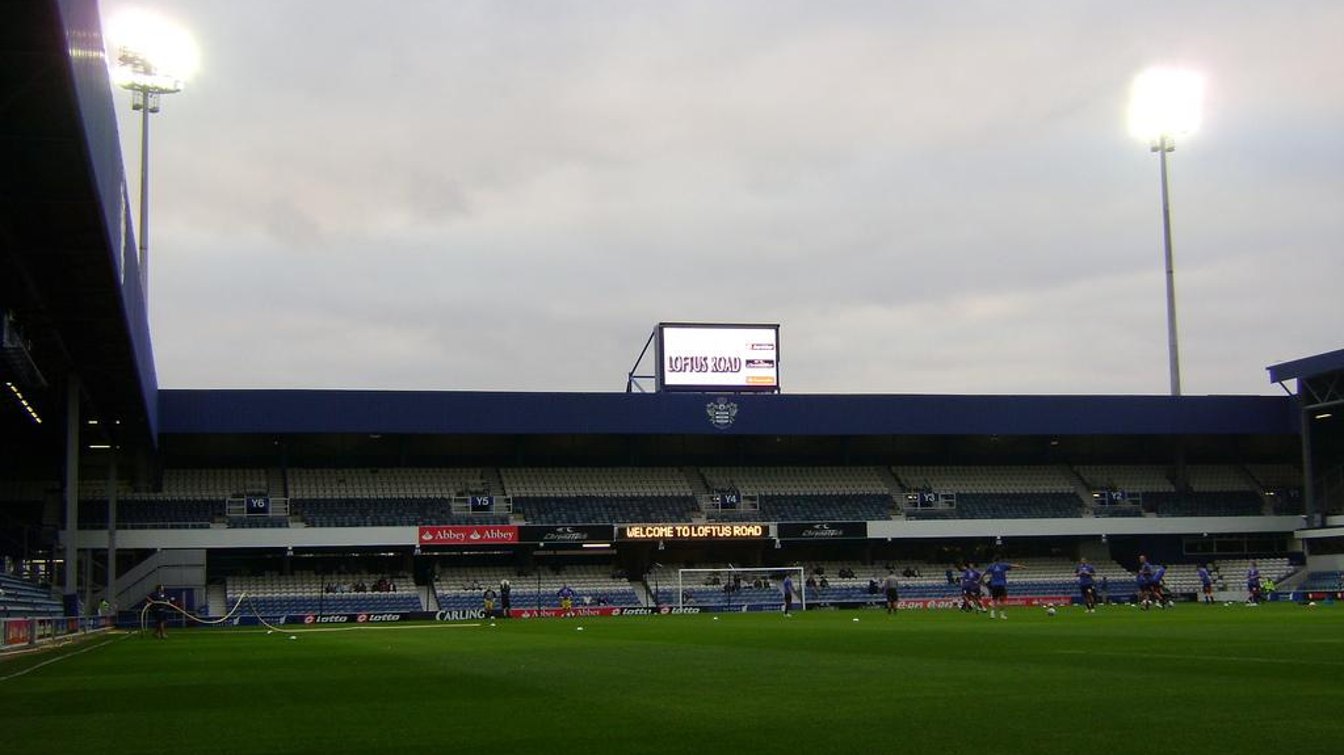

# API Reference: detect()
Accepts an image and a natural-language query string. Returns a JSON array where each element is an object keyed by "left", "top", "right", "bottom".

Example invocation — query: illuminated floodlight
[
  {"left": 104, "top": 8, "right": 198, "bottom": 304},
  {"left": 1128, "top": 68, "right": 1204, "bottom": 147},
  {"left": 106, "top": 8, "right": 199, "bottom": 95}
]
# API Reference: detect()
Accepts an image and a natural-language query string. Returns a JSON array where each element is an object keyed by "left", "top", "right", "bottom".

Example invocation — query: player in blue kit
[
  {"left": 1075, "top": 558, "right": 1098, "bottom": 613},
  {"left": 781, "top": 573, "right": 798, "bottom": 616},
  {"left": 981, "top": 559, "right": 1025, "bottom": 620},
  {"left": 557, "top": 584, "right": 577, "bottom": 614},
  {"left": 1246, "top": 561, "right": 1262, "bottom": 604},
  {"left": 1149, "top": 562, "right": 1170, "bottom": 608},
  {"left": 960, "top": 563, "right": 985, "bottom": 613},
  {"left": 1196, "top": 564, "right": 1214, "bottom": 604},
  {"left": 1136, "top": 555, "right": 1155, "bottom": 609}
]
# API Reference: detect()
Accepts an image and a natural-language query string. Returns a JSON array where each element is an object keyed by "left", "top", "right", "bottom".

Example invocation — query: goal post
[{"left": 676, "top": 566, "right": 807, "bottom": 613}]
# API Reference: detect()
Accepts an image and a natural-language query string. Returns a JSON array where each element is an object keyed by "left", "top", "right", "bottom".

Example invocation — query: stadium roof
[
  {"left": 1267, "top": 348, "right": 1344, "bottom": 386},
  {"left": 160, "top": 389, "right": 1298, "bottom": 437},
  {"left": 0, "top": 0, "right": 157, "bottom": 460}
]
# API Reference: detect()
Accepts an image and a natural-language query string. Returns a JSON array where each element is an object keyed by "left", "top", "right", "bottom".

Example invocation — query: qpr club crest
[{"left": 706, "top": 397, "right": 738, "bottom": 430}]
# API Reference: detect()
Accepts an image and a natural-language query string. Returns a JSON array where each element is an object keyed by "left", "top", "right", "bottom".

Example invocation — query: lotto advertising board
[{"left": 657, "top": 323, "right": 779, "bottom": 393}]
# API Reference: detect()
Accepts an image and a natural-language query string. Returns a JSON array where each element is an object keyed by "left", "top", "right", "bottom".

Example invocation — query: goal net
[{"left": 674, "top": 566, "right": 807, "bottom": 613}]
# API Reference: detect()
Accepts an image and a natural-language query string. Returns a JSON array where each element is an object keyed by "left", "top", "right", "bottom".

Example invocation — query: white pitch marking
[
  {"left": 1055, "top": 649, "right": 1344, "bottom": 667},
  {"left": 0, "top": 637, "right": 122, "bottom": 682}
]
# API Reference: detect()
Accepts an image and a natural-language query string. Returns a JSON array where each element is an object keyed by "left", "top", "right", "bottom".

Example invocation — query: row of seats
[
  {"left": 0, "top": 572, "right": 63, "bottom": 616},
  {"left": 238, "top": 593, "right": 422, "bottom": 615},
  {"left": 433, "top": 564, "right": 641, "bottom": 610},
  {"left": 71, "top": 492, "right": 1281, "bottom": 529},
  {"left": 706, "top": 493, "right": 893, "bottom": 522},
  {"left": 290, "top": 498, "right": 508, "bottom": 527},
  {"left": 702, "top": 466, "right": 889, "bottom": 495},
  {"left": 1299, "top": 571, "right": 1344, "bottom": 591},
  {"left": 501, "top": 468, "right": 693, "bottom": 497},
  {"left": 288, "top": 468, "right": 488, "bottom": 499},
  {"left": 19, "top": 463, "right": 1302, "bottom": 504},
  {"left": 512, "top": 496, "right": 694, "bottom": 525},
  {"left": 1145, "top": 492, "right": 1264, "bottom": 517}
]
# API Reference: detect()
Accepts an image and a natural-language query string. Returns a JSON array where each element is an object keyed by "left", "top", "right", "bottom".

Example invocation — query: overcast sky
[{"left": 100, "top": 1, "right": 1343, "bottom": 396}]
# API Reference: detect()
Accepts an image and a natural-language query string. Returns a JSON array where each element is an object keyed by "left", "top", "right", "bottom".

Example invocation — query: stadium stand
[
  {"left": 945, "top": 493, "right": 1084, "bottom": 519},
  {"left": 1210, "top": 557, "right": 1295, "bottom": 590},
  {"left": 160, "top": 468, "right": 269, "bottom": 498},
  {"left": 73, "top": 468, "right": 272, "bottom": 529},
  {"left": 655, "top": 558, "right": 1139, "bottom": 608},
  {"left": 1144, "top": 492, "right": 1263, "bottom": 517},
  {"left": 289, "top": 497, "right": 509, "bottom": 527},
  {"left": 1297, "top": 571, "right": 1344, "bottom": 591},
  {"left": 58, "top": 463, "right": 1305, "bottom": 529},
  {"left": 705, "top": 493, "right": 893, "bottom": 522},
  {"left": 891, "top": 466, "right": 1086, "bottom": 519},
  {"left": 1073, "top": 465, "right": 1176, "bottom": 493},
  {"left": 78, "top": 498, "right": 218, "bottom": 529},
  {"left": 511, "top": 495, "right": 694, "bottom": 525},
  {"left": 278, "top": 468, "right": 510, "bottom": 527},
  {"left": 893, "top": 465, "right": 1079, "bottom": 493},
  {"left": 0, "top": 572, "right": 63, "bottom": 616},
  {"left": 700, "top": 466, "right": 890, "bottom": 495},
  {"left": 433, "top": 564, "right": 641, "bottom": 611},
  {"left": 288, "top": 468, "right": 489, "bottom": 498},
  {"left": 500, "top": 467, "right": 693, "bottom": 497},
  {"left": 226, "top": 572, "right": 421, "bottom": 615}
]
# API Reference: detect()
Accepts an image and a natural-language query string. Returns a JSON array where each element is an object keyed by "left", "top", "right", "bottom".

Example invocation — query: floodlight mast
[
  {"left": 1153, "top": 132, "right": 1181, "bottom": 397},
  {"left": 115, "top": 47, "right": 184, "bottom": 306},
  {"left": 1129, "top": 68, "right": 1203, "bottom": 397}
]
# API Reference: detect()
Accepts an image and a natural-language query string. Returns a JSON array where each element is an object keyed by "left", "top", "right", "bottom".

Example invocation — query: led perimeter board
[{"left": 656, "top": 322, "right": 780, "bottom": 393}]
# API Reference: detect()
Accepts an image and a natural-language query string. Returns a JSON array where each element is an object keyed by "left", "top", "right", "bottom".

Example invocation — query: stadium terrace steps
[
  {"left": 434, "top": 564, "right": 641, "bottom": 610},
  {"left": 0, "top": 572, "right": 63, "bottom": 616},
  {"left": 65, "top": 464, "right": 1304, "bottom": 529}
]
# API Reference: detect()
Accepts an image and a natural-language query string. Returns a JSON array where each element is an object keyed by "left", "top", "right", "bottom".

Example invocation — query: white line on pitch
[
  {"left": 0, "top": 637, "right": 122, "bottom": 682},
  {"left": 1055, "top": 649, "right": 1344, "bottom": 667}
]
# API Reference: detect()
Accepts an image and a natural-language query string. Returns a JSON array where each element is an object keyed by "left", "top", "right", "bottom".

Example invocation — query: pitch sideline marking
[
  {"left": 1055, "top": 649, "right": 1344, "bottom": 667},
  {"left": 0, "top": 636, "right": 123, "bottom": 682}
]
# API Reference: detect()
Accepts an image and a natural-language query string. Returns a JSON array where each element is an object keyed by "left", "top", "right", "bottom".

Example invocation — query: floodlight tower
[
  {"left": 1128, "top": 67, "right": 1204, "bottom": 397},
  {"left": 109, "top": 11, "right": 198, "bottom": 302}
]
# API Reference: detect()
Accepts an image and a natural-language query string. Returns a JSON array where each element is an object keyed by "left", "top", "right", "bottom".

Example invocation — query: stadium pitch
[{"left": 2, "top": 604, "right": 1341, "bottom": 754}]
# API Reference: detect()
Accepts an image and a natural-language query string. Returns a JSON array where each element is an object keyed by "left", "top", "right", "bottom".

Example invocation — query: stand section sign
[{"left": 417, "top": 525, "right": 519, "bottom": 546}]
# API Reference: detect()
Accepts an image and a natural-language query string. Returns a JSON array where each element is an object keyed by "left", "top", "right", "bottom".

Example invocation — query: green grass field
[{"left": 3, "top": 603, "right": 1342, "bottom": 754}]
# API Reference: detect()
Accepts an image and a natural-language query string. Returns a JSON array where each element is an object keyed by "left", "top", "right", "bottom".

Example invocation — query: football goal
[{"left": 673, "top": 566, "right": 807, "bottom": 612}]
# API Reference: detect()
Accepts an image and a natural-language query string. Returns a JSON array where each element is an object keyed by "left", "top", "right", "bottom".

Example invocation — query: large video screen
[{"left": 657, "top": 323, "right": 779, "bottom": 393}]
